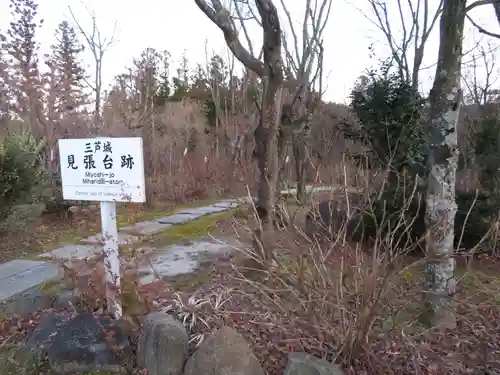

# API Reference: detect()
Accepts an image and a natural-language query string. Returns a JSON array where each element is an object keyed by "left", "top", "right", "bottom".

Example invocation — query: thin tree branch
[
  {"left": 466, "top": 13, "right": 500, "bottom": 39},
  {"left": 194, "top": 0, "right": 265, "bottom": 76},
  {"left": 465, "top": 0, "right": 498, "bottom": 13}
]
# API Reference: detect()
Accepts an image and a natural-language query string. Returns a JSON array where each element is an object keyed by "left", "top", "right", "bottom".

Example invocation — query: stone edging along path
[{"left": 0, "top": 185, "right": 335, "bottom": 305}]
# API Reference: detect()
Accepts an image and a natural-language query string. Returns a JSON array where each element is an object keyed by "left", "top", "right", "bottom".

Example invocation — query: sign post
[{"left": 58, "top": 137, "right": 146, "bottom": 319}]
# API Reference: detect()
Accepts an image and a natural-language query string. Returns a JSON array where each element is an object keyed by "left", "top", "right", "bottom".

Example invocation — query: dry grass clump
[{"left": 177, "top": 187, "right": 500, "bottom": 375}]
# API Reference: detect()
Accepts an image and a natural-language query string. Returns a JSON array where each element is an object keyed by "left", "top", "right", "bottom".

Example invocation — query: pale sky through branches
[{"left": 0, "top": 0, "right": 498, "bottom": 103}]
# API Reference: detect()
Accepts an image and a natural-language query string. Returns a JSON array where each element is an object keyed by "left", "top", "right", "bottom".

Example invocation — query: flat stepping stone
[
  {"left": 0, "top": 260, "right": 58, "bottom": 301},
  {"left": 157, "top": 213, "right": 204, "bottom": 225},
  {"left": 120, "top": 221, "right": 172, "bottom": 235},
  {"left": 176, "top": 205, "right": 230, "bottom": 215},
  {"left": 81, "top": 232, "right": 140, "bottom": 246},
  {"left": 213, "top": 199, "right": 247, "bottom": 209},
  {"left": 138, "top": 239, "right": 230, "bottom": 285},
  {"left": 156, "top": 199, "right": 248, "bottom": 225},
  {"left": 39, "top": 244, "right": 102, "bottom": 260}
]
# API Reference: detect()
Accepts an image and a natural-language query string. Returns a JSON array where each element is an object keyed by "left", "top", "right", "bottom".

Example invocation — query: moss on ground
[
  {"left": 162, "top": 259, "right": 215, "bottom": 293},
  {"left": 0, "top": 343, "right": 115, "bottom": 375},
  {"left": 0, "top": 344, "right": 24, "bottom": 375},
  {"left": 144, "top": 210, "right": 235, "bottom": 247},
  {"left": 115, "top": 198, "right": 221, "bottom": 226},
  {"left": 38, "top": 279, "right": 62, "bottom": 294},
  {"left": 119, "top": 209, "right": 236, "bottom": 256}
]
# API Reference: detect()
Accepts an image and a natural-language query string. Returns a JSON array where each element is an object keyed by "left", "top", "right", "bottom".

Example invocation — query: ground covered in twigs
[
  {"left": 160, "top": 213, "right": 500, "bottom": 375},
  {"left": 177, "top": 242, "right": 500, "bottom": 374},
  {"left": 1, "top": 201, "right": 500, "bottom": 375}
]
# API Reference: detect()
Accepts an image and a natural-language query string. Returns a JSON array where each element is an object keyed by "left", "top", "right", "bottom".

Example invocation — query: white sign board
[{"left": 58, "top": 137, "right": 146, "bottom": 203}]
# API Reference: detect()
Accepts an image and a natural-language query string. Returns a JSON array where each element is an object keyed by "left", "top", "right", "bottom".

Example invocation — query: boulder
[
  {"left": 52, "top": 289, "right": 80, "bottom": 310},
  {"left": 12, "top": 288, "right": 54, "bottom": 317},
  {"left": 137, "top": 312, "right": 188, "bottom": 375},
  {"left": 67, "top": 206, "right": 81, "bottom": 215},
  {"left": 283, "top": 352, "right": 344, "bottom": 375},
  {"left": 7, "top": 284, "right": 79, "bottom": 318},
  {"left": 184, "top": 326, "right": 264, "bottom": 375},
  {"left": 23, "top": 311, "right": 134, "bottom": 375}
]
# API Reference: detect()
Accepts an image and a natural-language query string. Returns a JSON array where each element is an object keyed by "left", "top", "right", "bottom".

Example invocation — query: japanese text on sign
[{"left": 58, "top": 137, "right": 145, "bottom": 203}]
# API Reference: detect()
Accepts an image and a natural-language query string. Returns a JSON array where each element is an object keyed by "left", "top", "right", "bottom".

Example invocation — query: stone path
[
  {"left": 0, "top": 198, "right": 246, "bottom": 303},
  {"left": 0, "top": 185, "right": 334, "bottom": 305}
]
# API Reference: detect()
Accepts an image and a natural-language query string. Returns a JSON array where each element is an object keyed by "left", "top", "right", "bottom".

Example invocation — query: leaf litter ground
[{"left": 1, "top": 198, "right": 500, "bottom": 375}]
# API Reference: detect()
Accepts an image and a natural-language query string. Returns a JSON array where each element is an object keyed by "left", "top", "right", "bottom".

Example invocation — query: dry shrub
[
  {"left": 55, "top": 249, "right": 169, "bottom": 327},
  {"left": 147, "top": 152, "right": 256, "bottom": 203},
  {"left": 44, "top": 96, "right": 257, "bottom": 206},
  {"left": 202, "top": 170, "right": 500, "bottom": 374},
  {"left": 221, "top": 187, "right": 423, "bottom": 364}
]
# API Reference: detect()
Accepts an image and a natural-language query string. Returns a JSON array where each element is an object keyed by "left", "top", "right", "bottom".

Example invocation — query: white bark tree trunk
[{"left": 422, "top": 0, "right": 466, "bottom": 329}]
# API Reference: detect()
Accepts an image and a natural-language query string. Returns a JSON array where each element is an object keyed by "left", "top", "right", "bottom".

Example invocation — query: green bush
[
  {"left": 471, "top": 116, "right": 500, "bottom": 192},
  {"left": 343, "top": 65, "right": 427, "bottom": 177},
  {"left": 351, "top": 188, "right": 500, "bottom": 254},
  {"left": 0, "top": 132, "right": 47, "bottom": 219},
  {"left": 349, "top": 178, "right": 427, "bottom": 254}
]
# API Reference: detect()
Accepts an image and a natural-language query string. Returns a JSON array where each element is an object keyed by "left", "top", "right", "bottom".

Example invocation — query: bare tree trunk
[
  {"left": 276, "top": 128, "right": 288, "bottom": 192},
  {"left": 293, "top": 130, "right": 308, "bottom": 203},
  {"left": 194, "top": 0, "right": 328, "bottom": 261},
  {"left": 69, "top": 5, "right": 116, "bottom": 133},
  {"left": 421, "top": 0, "right": 465, "bottom": 329},
  {"left": 253, "top": 83, "right": 282, "bottom": 259},
  {"left": 94, "top": 63, "right": 102, "bottom": 130}
]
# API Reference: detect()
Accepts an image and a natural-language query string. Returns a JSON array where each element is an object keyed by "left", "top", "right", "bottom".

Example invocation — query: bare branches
[
  {"left": 279, "top": 0, "right": 331, "bottom": 123},
  {"left": 194, "top": 0, "right": 265, "bottom": 76},
  {"left": 369, "top": 0, "right": 410, "bottom": 81},
  {"left": 68, "top": 3, "right": 116, "bottom": 92},
  {"left": 360, "top": 0, "right": 443, "bottom": 90},
  {"left": 466, "top": 13, "right": 500, "bottom": 38},
  {"left": 462, "top": 41, "right": 500, "bottom": 111},
  {"left": 464, "top": 0, "right": 500, "bottom": 39},
  {"left": 68, "top": 1, "right": 117, "bottom": 131},
  {"left": 233, "top": 1, "right": 259, "bottom": 56},
  {"left": 465, "top": 0, "right": 498, "bottom": 12},
  {"left": 280, "top": 0, "right": 330, "bottom": 81},
  {"left": 465, "top": 0, "right": 500, "bottom": 41}
]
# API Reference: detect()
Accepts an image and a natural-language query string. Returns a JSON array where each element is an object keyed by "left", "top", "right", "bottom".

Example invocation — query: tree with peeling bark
[
  {"left": 422, "top": 0, "right": 465, "bottom": 329},
  {"left": 194, "top": 0, "right": 330, "bottom": 260},
  {"left": 422, "top": 0, "right": 500, "bottom": 328}
]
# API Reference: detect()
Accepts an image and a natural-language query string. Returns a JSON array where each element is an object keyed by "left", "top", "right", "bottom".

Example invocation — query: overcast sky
[{"left": 0, "top": 0, "right": 499, "bottom": 103}]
